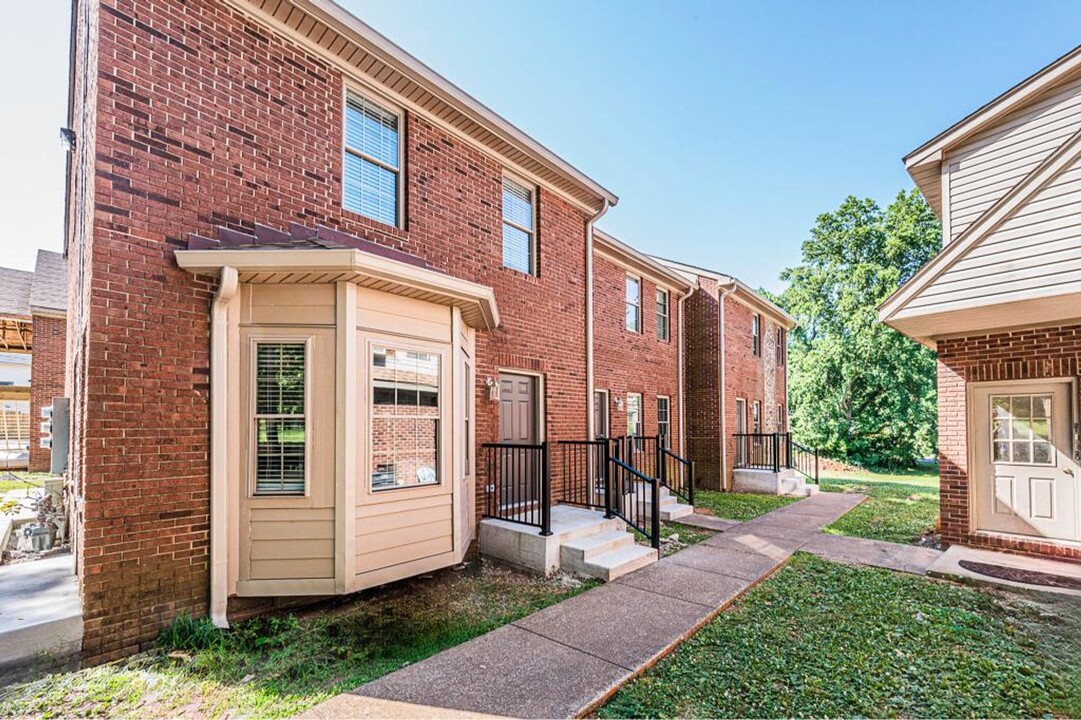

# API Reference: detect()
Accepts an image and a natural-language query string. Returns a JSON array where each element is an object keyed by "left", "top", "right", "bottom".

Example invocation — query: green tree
[{"left": 777, "top": 190, "right": 941, "bottom": 468}]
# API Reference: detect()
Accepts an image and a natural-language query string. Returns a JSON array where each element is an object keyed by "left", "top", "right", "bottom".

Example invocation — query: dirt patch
[{"left": 959, "top": 560, "right": 1081, "bottom": 591}]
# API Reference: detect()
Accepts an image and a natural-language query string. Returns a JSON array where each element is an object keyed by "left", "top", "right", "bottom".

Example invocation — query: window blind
[
  {"left": 502, "top": 177, "right": 535, "bottom": 274},
  {"left": 344, "top": 92, "right": 400, "bottom": 226},
  {"left": 254, "top": 343, "right": 306, "bottom": 495}
]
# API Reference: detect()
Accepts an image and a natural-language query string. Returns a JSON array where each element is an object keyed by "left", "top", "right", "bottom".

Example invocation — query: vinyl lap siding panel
[
  {"left": 907, "top": 154, "right": 1081, "bottom": 313},
  {"left": 947, "top": 75, "right": 1081, "bottom": 240}
]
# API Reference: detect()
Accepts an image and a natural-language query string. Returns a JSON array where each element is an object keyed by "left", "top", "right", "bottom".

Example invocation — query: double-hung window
[
  {"left": 253, "top": 342, "right": 308, "bottom": 496},
  {"left": 776, "top": 328, "right": 785, "bottom": 366},
  {"left": 626, "top": 393, "right": 642, "bottom": 437},
  {"left": 371, "top": 347, "right": 442, "bottom": 490},
  {"left": 344, "top": 91, "right": 401, "bottom": 227},
  {"left": 752, "top": 400, "right": 761, "bottom": 433},
  {"left": 626, "top": 276, "right": 642, "bottom": 332},
  {"left": 657, "top": 396, "right": 670, "bottom": 443},
  {"left": 502, "top": 176, "right": 536, "bottom": 275},
  {"left": 656, "top": 289, "right": 669, "bottom": 341},
  {"left": 752, "top": 314, "right": 761, "bottom": 356}
]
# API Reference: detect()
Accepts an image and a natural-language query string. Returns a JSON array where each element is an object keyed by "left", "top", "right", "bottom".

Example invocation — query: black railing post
[
  {"left": 814, "top": 448, "right": 819, "bottom": 484},
  {"left": 688, "top": 459, "right": 695, "bottom": 507},
  {"left": 650, "top": 476, "right": 661, "bottom": 550},
  {"left": 772, "top": 433, "right": 780, "bottom": 473},
  {"left": 540, "top": 441, "right": 552, "bottom": 536},
  {"left": 602, "top": 439, "right": 614, "bottom": 519},
  {"left": 785, "top": 433, "right": 792, "bottom": 469},
  {"left": 656, "top": 438, "right": 664, "bottom": 488}
]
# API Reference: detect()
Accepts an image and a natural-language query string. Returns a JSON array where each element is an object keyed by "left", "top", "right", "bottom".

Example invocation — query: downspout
[
  {"left": 676, "top": 284, "right": 695, "bottom": 458},
  {"left": 585, "top": 199, "right": 610, "bottom": 440},
  {"left": 718, "top": 283, "right": 734, "bottom": 491},
  {"left": 210, "top": 266, "right": 238, "bottom": 629}
]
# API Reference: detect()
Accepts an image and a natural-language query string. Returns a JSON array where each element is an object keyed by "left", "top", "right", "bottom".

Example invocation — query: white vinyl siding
[
  {"left": 907, "top": 153, "right": 1081, "bottom": 313},
  {"left": 626, "top": 276, "right": 641, "bottom": 332},
  {"left": 343, "top": 91, "right": 401, "bottom": 227},
  {"left": 946, "top": 75, "right": 1081, "bottom": 241},
  {"left": 502, "top": 176, "right": 536, "bottom": 275},
  {"left": 253, "top": 342, "right": 307, "bottom": 496}
]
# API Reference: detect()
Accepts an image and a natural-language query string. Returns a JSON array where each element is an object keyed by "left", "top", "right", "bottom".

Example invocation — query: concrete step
[
  {"left": 580, "top": 543, "right": 658, "bottom": 582},
  {"left": 660, "top": 502, "right": 694, "bottom": 521},
  {"left": 560, "top": 529, "right": 635, "bottom": 568}
]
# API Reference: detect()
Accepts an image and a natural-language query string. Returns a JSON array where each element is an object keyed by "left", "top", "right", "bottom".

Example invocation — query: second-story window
[
  {"left": 626, "top": 275, "right": 642, "bottom": 332},
  {"left": 752, "top": 314, "right": 761, "bottom": 356},
  {"left": 776, "top": 327, "right": 785, "bottom": 366},
  {"left": 656, "top": 289, "right": 669, "bottom": 341},
  {"left": 344, "top": 91, "right": 401, "bottom": 227},
  {"left": 502, "top": 176, "right": 536, "bottom": 275}
]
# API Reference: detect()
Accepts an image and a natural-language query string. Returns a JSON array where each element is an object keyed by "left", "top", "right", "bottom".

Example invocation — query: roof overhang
[
  {"left": 226, "top": 0, "right": 618, "bottom": 214},
  {"left": 652, "top": 257, "right": 797, "bottom": 329},
  {"left": 593, "top": 230, "right": 695, "bottom": 293},
  {"left": 903, "top": 44, "right": 1081, "bottom": 217},
  {"left": 175, "top": 248, "right": 500, "bottom": 330}
]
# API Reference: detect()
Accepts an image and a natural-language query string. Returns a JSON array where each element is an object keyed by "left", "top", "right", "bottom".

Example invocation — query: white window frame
[
  {"left": 752, "top": 400, "right": 761, "bottom": 433},
  {"left": 752, "top": 314, "right": 761, "bottom": 356},
  {"left": 250, "top": 337, "right": 312, "bottom": 498},
  {"left": 776, "top": 327, "right": 785, "bottom": 366},
  {"left": 657, "top": 395, "right": 671, "bottom": 443},
  {"left": 988, "top": 393, "right": 1056, "bottom": 467},
  {"left": 342, "top": 86, "right": 405, "bottom": 228},
  {"left": 626, "top": 392, "right": 643, "bottom": 437},
  {"left": 501, "top": 172, "right": 538, "bottom": 276},
  {"left": 626, "top": 275, "right": 642, "bottom": 333},
  {"left": 594, "top": 389, "right": 610, "bottom": 438},
  {"left": 656, "top": 288, "right": 670, "bottom": 341},
  {"left": 777, "top": 404, "right": 785, "bottom": 432}
]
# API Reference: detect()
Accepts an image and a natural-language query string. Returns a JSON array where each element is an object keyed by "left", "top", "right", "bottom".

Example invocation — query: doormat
[{"left": 958, "top": 559, "right": 1081, "bottom": 591}]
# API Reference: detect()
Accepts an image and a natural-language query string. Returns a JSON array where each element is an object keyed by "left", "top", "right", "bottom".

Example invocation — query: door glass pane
[
  {"left": 1032, "top": 395, "right": 1052, "bottom": 419},
  {"left": 992, "top": 396, "right": 1011, "bottom": 419},
  {"left": 1030, "top": 419, "right": 1049, "bottom": 441},
  {"left": 1011, "top": 419, "right": 1033, "bottom": 441},
  {"left": 992, "top": 420, "right": 1009, "bottom": 440},
  {"left": 989, "top": 393, "right": 1055, "bottom": 466},
  {"left": 1033, "top": 441, "right": 1052, "bottom": 465},
  {"left": 1012, "top": 441, "right": 1031, "bottom": 464},
  {"left": 993, "top": 441, "right": 1010, "bottom": 462},
  {"left": 1011, "top": 396, "right": 1031, "bottom": 419}
]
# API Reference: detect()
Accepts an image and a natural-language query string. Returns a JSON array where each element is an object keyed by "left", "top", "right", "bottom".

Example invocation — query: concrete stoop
[
  {"left": 479, "top": 505, "right": 658, "bottom": 581},
  {"left": 645, "top": 484, "right": 694, "bottom": 521},
  {"left": 732, "top": 468, "right": 819, "bottom": 497}
]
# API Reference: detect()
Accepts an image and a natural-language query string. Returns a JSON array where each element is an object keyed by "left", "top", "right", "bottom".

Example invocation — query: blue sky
[{"left": 4, "top": 1, "right": 1081, "bottom": 291}]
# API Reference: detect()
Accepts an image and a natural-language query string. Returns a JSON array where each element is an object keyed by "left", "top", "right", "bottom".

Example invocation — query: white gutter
[
  {"left": 676, "top": 284, "right": 695, "bottom": 458},
  {"left": 718, "top": 284, "right": 734, "bottom": 491},
  {"left": 210, "top": 266, "right": 238, "bottom": 628},
  {"left": 585, "top": 199, "right": 610, "bottom": 440}
]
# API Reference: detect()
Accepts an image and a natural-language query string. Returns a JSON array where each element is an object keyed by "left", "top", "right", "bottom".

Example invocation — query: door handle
[{"left": 1066, "top": 468, "right": 1075, "bottom": 478}]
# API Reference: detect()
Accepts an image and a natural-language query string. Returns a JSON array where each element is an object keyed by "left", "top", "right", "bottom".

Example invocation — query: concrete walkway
[
  {"left": 0, "top": 552, "right": 83, "bottom": 670},
  {"left": 802, "top": 533, "right": 943, "bottom": 575},
  {"left": 302, "top": 492, "right": 865, "bottom": 720}
]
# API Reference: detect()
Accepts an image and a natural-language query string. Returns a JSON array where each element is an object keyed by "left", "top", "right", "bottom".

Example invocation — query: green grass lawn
[
  {"left": 0, "top": 560, "right": 597, "bottom": 719},
  {"left": 820, "top": 463, "right": 940, "bottom": 545},
  {"left": 0, "top": 472, "right": 54, "bottom": 495},
  {"left": 694, "top": 489, "right": 799, "bottom": 521},
  {"left": 601, "top": 553, "right": 1081, "bottom": 719}
]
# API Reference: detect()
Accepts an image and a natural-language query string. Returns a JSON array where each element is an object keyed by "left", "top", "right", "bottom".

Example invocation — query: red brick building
[
  {"left": 658, "top": 259, "right": 795, "bottom": 490},
  {"left": 882, "top": 46, "right": 1081, "bottom": 563},
  {"left": 0, "top": 250, "right": 68, "bottom": 474},
  {"left": 62, "top": 0, "right": 797, "bottom": 664}
]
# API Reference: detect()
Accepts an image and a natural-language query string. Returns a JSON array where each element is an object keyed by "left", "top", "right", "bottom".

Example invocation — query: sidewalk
[{"left": 301, "top": 492, "right": 865, "bottom": 720}]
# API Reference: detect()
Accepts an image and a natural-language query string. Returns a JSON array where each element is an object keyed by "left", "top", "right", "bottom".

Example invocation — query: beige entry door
[
  {"left": 499, "top": 373, "right": 538, "bottom": 505},
  {"left": 972, "top": 381, "right": 1080, "bottom": 542}
]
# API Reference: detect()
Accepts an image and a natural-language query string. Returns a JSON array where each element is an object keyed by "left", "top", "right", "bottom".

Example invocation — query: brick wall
[
  {"left": 592, "top": 255, "right": 682, "bottom": 448},
  {"left": 681, "top": 278, "right": 789, "bottom": 490},
  {"left": 937, "top": 324, "right": 1081, "bottom": 563},
  {"left": 71, "top": 0, "right": 592, "bottom": 663},
  {"left": 28, "top": 315, "right": 67, "bottom": 473}
]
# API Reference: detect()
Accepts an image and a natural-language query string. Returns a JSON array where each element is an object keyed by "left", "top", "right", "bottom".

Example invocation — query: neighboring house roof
[
  {"left": 29, "top": 250, "right": 68, "bottom": 316},
  {"left": 177, "top": 222, "right": 500, "bottom": 330},
  {"left": 234, "top": 0, "right": 618, "bottom": 214},
  {"left": 880, "top": 125, "right": 1081, "bottom": 347},
  {"left": 652, "top": 256, "right": 797, "bottom": 330},
  {"left": 0, "top": 268, "right": 34, "bottom": 319},
  {"left": 904, "top": 43, "right": 1081, "bottom": 217},
  {"left": 593, "top": 230, "right": 695, "bottom": 293}
]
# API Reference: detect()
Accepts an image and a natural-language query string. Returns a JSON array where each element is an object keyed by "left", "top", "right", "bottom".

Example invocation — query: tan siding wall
[
  {"left": 947, "top": 74, "right": 1081, "bottom": 240},
  {"left": 909, "top": 154, "right": 1081, "bottom": 313}
]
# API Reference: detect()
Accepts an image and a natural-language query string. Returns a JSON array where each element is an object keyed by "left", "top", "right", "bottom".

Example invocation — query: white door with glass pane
[{"left": 972, "top": 381, "right": 1080, "bottom": 542}]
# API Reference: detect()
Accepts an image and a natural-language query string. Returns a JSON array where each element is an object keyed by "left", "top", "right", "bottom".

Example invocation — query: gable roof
[
  {"left": 29, "top": 250, "right": 67, "bottom": 315},
  {"left": 232, "top": 0, "right": 617, "bottom": 214},
  {"left": 905, "top": 44, "right": 1081, "bottom": 215},
  {"left": 881, "top": 124, "right": 1081, "bottom": 345},
  {"left": 0, "top": 268, "right": 33, "bottom": 319}
]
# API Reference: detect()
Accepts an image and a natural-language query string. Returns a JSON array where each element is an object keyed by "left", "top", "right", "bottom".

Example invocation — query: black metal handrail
[
  {"left": 481, "top": 442, "right": 552, "bottom": 535},
  {"left": 733, "top": 432, "right": 819, "bottom": 484},
  {"left": 556, "top": 439, "right": 608, "bottom": 509},
  {"left": 607, "top": 456, "right": 660, "bottom": 549},
  {"left": 661, "top": 447, "right": 695, "bottom": 505}
]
